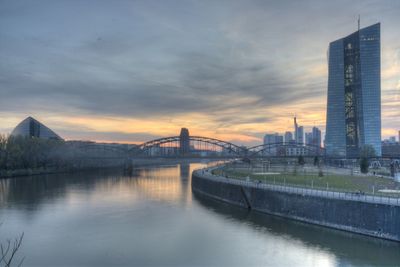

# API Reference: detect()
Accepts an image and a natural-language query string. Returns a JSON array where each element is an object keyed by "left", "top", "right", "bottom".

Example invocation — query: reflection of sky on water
[{"left": 0, "top": 162, "right": 399, "bottom": 266}]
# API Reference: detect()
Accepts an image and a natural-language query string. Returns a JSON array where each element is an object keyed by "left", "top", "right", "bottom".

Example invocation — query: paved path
[{"left": 194, "top": 168, "right": 400, "bottom": 207}]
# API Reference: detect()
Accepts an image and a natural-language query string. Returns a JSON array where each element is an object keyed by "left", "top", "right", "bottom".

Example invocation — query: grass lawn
[{"left": 212, "top": 167, "right": 400, "bottom": 196}]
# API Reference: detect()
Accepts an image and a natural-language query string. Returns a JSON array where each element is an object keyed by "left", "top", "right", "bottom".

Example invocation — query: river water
[{"left": 0, "top": 162, "right": 399, "bottom": 267}]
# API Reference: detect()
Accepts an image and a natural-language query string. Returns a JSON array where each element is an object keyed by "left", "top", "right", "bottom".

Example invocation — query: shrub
[
  {"left": 360, "top": 157, "right": 369, "bottom": 174},
  {"left": 298, "top": 155, "right": 305, "bottom": 166}
]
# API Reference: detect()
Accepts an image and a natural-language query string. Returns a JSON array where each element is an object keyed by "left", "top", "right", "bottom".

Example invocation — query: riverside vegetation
[
  {"left": 0, "top": 134, "right": 69, "bottom": 173},
  {"left": 0, "top": 134, "right": 127, "bottom": 178}
]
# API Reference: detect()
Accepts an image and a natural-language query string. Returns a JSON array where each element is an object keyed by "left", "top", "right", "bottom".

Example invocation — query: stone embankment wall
[{"left": 192, "top": 169, "right": 400, "bottom": 242}]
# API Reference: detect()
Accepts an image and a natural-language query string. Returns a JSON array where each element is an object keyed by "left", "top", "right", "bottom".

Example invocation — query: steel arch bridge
[
  {"left": 70, "top": 137, "right": 326, "bottom": 159},
  {"left": 247, "top": 142, "right": 325, "bottom": 158},
  {"left": 133, "top": 136, "right": 246, "bottom": 157}
]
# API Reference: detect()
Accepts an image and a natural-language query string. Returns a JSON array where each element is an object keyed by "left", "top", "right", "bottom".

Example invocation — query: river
[{"left": 0, "top": 161, "right": 399, "bottom": 266}]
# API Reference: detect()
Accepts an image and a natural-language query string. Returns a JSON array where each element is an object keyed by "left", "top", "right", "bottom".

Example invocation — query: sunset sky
[{"left": 0, "top": 0, "right": 399, "bottom": 146}]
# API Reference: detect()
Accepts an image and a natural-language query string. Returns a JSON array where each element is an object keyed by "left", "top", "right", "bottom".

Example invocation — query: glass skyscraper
[{"left": 325, "top": 23, "right": 381, "bottom": 157}]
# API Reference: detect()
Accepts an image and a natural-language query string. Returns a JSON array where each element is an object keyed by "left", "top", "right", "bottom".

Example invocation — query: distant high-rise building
[
  {"left": 263, "top": 133, "right": 276, "bottom": 156},
  {"left": 305, "top": 132, "right": 313, "bottom": 145},
  {"left": 312, "top": 127, "right": 322, "bottom": 147},
  {"left": 284, "top": 131, "right": 293, "bottom": 144},
  {"left": 389, "top": 136, "right": 396, "bottom": 143},
  {"left": 264, "top": 133, "right": 284, "bottom": 144},
  {"left": 263, "top": 133, "right": 283, "bottom": 155},
  {"left": 263, "top": 133, "right": 277, "bottom": 145},
  {"left": 179, "top": 128, "right": 190, "bottom": 155},
  {"left": 294, "top": 117, "right": 304, "bottom": 145},
  {"left": 263, "top": 134, "right": 272, "bottom": 145},
  {"left": 294, "top": 116, "right": 298, "bottom": 143},
  {"left": 325, "top": 23, "right": 381, "bottom": 157},
  {"left": 297, "top": 126, "right": 304, "bottom": 145},
  {"left": 382, "top": 142, "right": 400, "bottom": 157}
]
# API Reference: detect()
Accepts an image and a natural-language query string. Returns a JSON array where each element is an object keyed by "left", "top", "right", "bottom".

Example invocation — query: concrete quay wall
[{"left": 192, "top": 169, "right": 400, "bottom": 242}]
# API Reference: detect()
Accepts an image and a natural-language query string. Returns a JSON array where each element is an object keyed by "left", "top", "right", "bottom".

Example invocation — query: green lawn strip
[{"left": 211, "top": 167, "right": 400, "bottom": 197}]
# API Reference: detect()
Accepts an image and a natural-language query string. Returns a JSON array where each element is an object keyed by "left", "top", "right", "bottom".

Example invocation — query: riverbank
[
  {"left": 216, "top": 161, "right": 400, "bottom": 197},
  {"left": 0, "top": 157, "right": 226, "bottom": 179},
  {"left": 192, "top": 167, "right": 400, "bottom": 242}
]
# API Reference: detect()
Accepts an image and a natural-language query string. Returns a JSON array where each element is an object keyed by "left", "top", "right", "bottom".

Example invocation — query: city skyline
[
  {"left": 1, "top": 0, "right": 399, "bottom": 146},
  {"left": 2, "top": 2, "right": 400, "bottom": 265}
]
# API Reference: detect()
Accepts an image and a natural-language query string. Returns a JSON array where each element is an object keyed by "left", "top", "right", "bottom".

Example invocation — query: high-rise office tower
[
  {"left": 276, "top": 135, "right": 284, "bottom": 144},
  {"left": 325, "top": 23, "right": 381, "bottom": 157},
  {"left": 305, "top": 132, "right": 313, "bottom": 145},
  {"left": 312, "top": 126, "right": 322, "bottom": 147},
  {"left": 263, "top": 133, "right": 281, "bottom": 156},
  {"left": 294, "top": 116, "right": 298, "bottom": 143},
  {"left": 284, "top": 131, "right": 293, "bottom": 144},
  {"left": 294, "top": 117, "right": 305, "bottom": 145},
  {"left": 263, "top": 133, "right": 283, "bottom": 145},
  {"left": 297, "top": 126, "right": 304, "bottom": 145}
]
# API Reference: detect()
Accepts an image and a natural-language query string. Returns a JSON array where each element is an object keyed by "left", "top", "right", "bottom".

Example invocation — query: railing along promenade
[{"left": 194, "top": 166, "right": 400, "bottom": 207}]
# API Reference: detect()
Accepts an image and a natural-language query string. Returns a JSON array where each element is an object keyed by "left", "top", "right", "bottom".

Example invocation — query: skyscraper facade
[
  {"left": 325, "top": 23, "right": 381, "bottom": 157},
  {"left": 294, "top": 117, "right": 304, "bottom": 145},
  {"left": 297, "top": 126, "right": 304, "bottom": 145},
  {"left": 294, "top": 117, "right": 298, "bottom": 144},
  {"left": 263, "top": 133, "right": 284, "bottom": 145},
  {"left": 263, "top": 133, "right": 276, "bottom": 156},
  {"left": 284, "top": 131, "right": 293, "bottom": 144},
  {"left": 263, "top": 133, "right": 283, "bottom": 155},
  {"left": 276, "top": 135, "right": 284, "bottom": 144},
  {"left": 312, "top": 127, "right": 322, "bottom": 147},
  {"left": 305, "top": 132, "right": 313, "bottom": 145}
]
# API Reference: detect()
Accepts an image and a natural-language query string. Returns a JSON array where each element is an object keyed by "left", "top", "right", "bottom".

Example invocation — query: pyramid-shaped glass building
[{"left": 11, "top": 117, "right": 63, "bottom": 140}]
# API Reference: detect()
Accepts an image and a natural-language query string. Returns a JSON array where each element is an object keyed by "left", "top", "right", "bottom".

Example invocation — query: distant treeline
[
  {"left": 0, "top": 135, "right": 128, "bottom": 177},
  {"left": 0, "top": 134, "right": 73, "bottom": 171}
]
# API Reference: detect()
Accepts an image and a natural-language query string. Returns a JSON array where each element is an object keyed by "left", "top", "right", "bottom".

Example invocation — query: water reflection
[
  {"left": 0, "top": 162, "right": 208, "bottom": 214},
  {"left": 0, "top": 169, "right": 129, "bottom": 211},
  {"left": 0, "top": 162, "right": 399, "bottom": 266},
  {"left": 193, "top": 188, "right": 400, "bottom": 266}
]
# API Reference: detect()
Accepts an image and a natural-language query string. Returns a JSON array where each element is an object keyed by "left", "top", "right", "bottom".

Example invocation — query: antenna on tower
[{"left": 358, "top": 15, "right": 360, "bottom": 31}]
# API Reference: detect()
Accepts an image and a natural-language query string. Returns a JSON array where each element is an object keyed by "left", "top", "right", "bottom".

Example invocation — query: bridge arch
[{"left": 134, "top": 136, "right": 245, "bottom": 157}]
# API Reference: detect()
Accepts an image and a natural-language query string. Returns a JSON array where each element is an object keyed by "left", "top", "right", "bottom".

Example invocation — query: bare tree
[{"left": 0, "top": 226, "right": 24, "bottom": 267}]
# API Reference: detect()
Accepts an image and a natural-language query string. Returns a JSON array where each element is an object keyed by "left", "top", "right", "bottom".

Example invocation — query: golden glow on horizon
[
  {"left": 53, "top": 99, "right": 328, "bottom": 144},
  {"left": 1, "top": 98, "right": 397, "bottom": 145},
  {"left": 0, "top": 85, "right": 397, "bottom": 144},
  {"left": 57, "top": 115, "right": 262, "bottom": 144}
]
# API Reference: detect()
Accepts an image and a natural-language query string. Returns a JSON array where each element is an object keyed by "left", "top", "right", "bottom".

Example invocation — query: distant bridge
[
  {"left": 129, "top": 128, "right": 326, "bottom": 158},
  {"left": 136, "top": 135, "right": 245, "bottom": 157},
  {"left": 73, "top": 128, "right": 326, "bottom": 159}
]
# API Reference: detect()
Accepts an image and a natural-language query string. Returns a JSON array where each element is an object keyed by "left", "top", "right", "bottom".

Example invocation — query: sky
[{"left": 0, "top": 0, "right": 399, "bottom": 146}]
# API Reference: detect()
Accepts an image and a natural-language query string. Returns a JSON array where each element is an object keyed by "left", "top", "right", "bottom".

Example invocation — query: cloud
[{"left": 0, "top": 0, "right": 399, "bottom": 143}]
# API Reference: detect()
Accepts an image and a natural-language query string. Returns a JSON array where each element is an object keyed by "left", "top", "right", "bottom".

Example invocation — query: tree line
[{"left": 0, "top": 134, "right": 72, "bottom": 171}]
